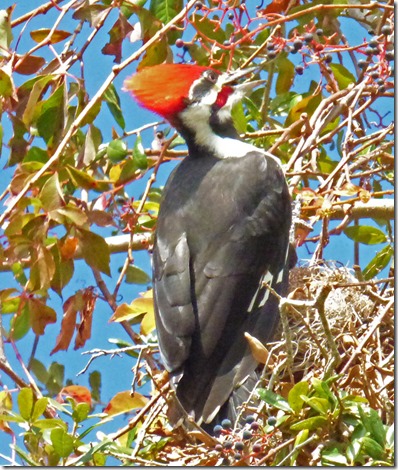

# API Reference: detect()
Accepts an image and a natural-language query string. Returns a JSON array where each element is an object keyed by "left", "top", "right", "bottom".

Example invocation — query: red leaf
[{"left": 59, "top": 385, "right": 92, "bottom": 406}]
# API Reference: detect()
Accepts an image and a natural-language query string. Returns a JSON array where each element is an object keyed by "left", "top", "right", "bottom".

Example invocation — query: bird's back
[{"left": 153, "top": 150, "right": 292, "bottom": 427}]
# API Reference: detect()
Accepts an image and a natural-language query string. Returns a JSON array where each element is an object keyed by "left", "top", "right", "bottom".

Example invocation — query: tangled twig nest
[{"left": 266, "top": 263, "right": 394, "bottom": 423}]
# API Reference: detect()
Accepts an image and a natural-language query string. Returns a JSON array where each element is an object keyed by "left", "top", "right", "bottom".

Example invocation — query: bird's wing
[
  {"left": 153, "top": 231, "right": 195, "bottom": 373},
  {"left": 153, "top": 153, "right": 292, "bottom": 423}
]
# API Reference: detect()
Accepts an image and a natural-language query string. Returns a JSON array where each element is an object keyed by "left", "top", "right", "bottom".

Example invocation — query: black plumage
[
  {"left": 126, "top": 64, "right": 293, "bottom": 430},
  {"left": 153, "top": 149, "right": 292, "bottom": 426}
]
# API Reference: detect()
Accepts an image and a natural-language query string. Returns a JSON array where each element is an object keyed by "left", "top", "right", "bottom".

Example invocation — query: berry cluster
[
  {"left": 357, "top": 24, "right": 394, "bottom": 94},
  {"left": 212, "top": 414, "right": 278, "bottom": 463}
]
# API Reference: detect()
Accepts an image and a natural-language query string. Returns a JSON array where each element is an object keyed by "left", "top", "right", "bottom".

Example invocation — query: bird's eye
[{"left": 204, "top": 70, "right": 218, "bottom": 84}]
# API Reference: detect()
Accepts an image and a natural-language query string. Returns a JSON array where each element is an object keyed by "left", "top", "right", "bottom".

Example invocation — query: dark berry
[
  {"left": 223, "top": 40, "right": 231, "bottom": 47},
  {"left": 368, "top": 29, "right": 374, "bottom": 36},
  {"left": 175, "top": 39, "right": 184, "bottom": 48},
  {"left": 267, "top": 416, "right": 277, "bottom": 426},
  {"left": 377, "top": 78, "right": 385, "bottom": 85},
  {"left": 242, "top": 430, "right": 252, "bottom": 440},
  {"left": 223, "top": 440, "right": 233, "bottom": 450},
  {"left": 378, "top": 85, "right": 386, "bottom": 93},
  {"left": 266, "top": 43, "right": 275, "bottom": 51},
  {"left": 250, "top": 421, "right": 260, "bottom": 431},
  {"left": 245, "top": 415, "right": 255, "bottom": 424},
  {"left": 234, "top": 441, "right": 244, "bottom": 451},
  {"left": 368, "top": 38, "right": 378, "bottom": 48},
  {"left": 365, "top": 47, "right": 375, "bottom": 56},
  {"left": 267, "top": 50, "right": 277, "bottom": 59},
  {"left": 234, "top": 452, "right": 242, "bottom": 460},
  {"left": 293, "top": 39, "right": 303, "bottom": 50},
  {"left": 381, "top": 24, "right": 392, "bottom": 36},
  {"left": 215, "top": 443, "right": 223, "bottom": 452},
  {"left": 385, "top": 51, "right": 394, "bottom": 61},
  {"left": 370, "top": 71, "right": 379, "bottom": 79},
  {"left": 325, "top": 53, "right": 332, "bottom": 63},
  {"left": 221, "top": 418, "right": 232, "bottom": 430},
  {"left": 213, "top": 424, "right": 223, "bottom": 436},
  {"left": 304, "top": 33, "right": 313, "bottom": 43},
  {"left": 316, "top": 28, "right": 324, "bottom": 36},
  {"left": 228, "top": 12, "right": 234, "bottom": 20},
  {"left": 252, "top": 443, "right": 262, "bottom": 453},
  {"left": 358, "top": 60, "right": 368, "bottom": 69},
  {"left": 295, "top": 65, "right": 304, "bottom": 75},
  {"left": 194, "top": 1, "right": 203, "bottom": 8}
]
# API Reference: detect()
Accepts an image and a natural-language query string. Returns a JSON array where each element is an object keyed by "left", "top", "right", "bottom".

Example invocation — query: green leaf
[
  {"left": 89, "top": 371, "right": 101, "bottom": 402},
  {"left": 10, "top": 303, "right": 31, "bottom": 341},
  {"left": 150, "top": 0, "right": 183, "bottom": 24},
  {"left": 50, "top": 244, "right": 74, "bottom": 296},
  {"left": 66, "top": 165, "right": 110, "bottom": 192},
  {"left": 191, "top": 14, "right": 225, "bottom": 43},
  {"left": 51, "top": 428, "right": 74, "bottom": 458},
  {"left": 115, "top": 157, "right": 138, "bottom": 184},
  {"left": 29, "top": 358, "right": 49, "bottom": 384},
  {"left": 29, "top": 245, "right": 56, "bottom": 292},
  {"left": 40, "top": 173, "right": 65, "bottom": 212},
  {"left": 0, "top": 8, "right": 13, "bottom": 53},
  {"left": 290, "top": 429, "right": 309, "bottom": 465},
  {"left": 125, "top": 265, "right": 151, "bottom": 284},
  {"left": 72, "top": 402, "right": 90, "bottom": 423},
  {"left": 46, "top": 362, "right": 65, "bottom": 395},
  {"left": 288, "top": 381, "right": 309, "bottom": 413},
  {"left": 290, "top": 415, "right": 328, "bottom": 431},
  {"left": 329, "top": 63, "right": 355, "bottom": 89},
  {"left": 103, "top": 84, "right": 125, "bottom": 129},
  {"left": 31, "top": 397, "right": 48, "bottom": 421},
  {"left": 33, "top": 418, "right": 67, "bottom": 430},
  {"left": 18, "top": 387, "right": 34, "bottom": 421},
  {"left": 12, "top": 444, "right": 39, "bottom": 466},
  {"left": 286, "top": 92, "right": 322, "bottom": 126},
  {"left": 133, "top": 136, "right": 147, "bottom": 170},
  {"left": 322, "top": 446, "right": 348, "bottom": 465},
  {"left": 362, "top": 245, "right": 393, "bottom": 280},
  {"left": 107, "top": 139, "right": 128, "bottom": 163},
  {"left": 358, "top": 406, "right": 386, "bottom": 447},
  {"left": 77, "top": 229, "right": 111, "bottom": 276},
  {"left": 344, "top": 225, "right": 387, "bottom": 245},
  {"left": 276, "top": 57, "right": 295, "bottom": 95},
  {"left": 36, "top": 85, "right": 65, "bottom": 145},
  {"left": 0, "top": 68, "right": 13, "bottom": 98},
  {"left": 24, "top": 146, "right": 49, "bottom": 163},
  {"left": 301, "top": 396, "right": 330, "bottom": 415},
  {"left": 257, "top": 389, "right": 292, "bottom": 412},
  {"left": 138, "top": 39, "right": 169, "bottom": 69},
  {"left": 358, "top": 436, "right": 385, "bottom": 460},
  {"left": 50, "top": 206, "right": 88, "bottom": 226}
]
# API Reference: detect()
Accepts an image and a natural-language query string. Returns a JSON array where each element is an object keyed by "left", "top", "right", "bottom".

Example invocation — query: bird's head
[{"left": 123, "top": 64, "right": 260, "bottom": 131}]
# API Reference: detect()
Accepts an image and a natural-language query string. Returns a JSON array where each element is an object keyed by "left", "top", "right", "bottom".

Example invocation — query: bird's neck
[{"left": 174, "top": 107, "right": 258, "bottom": 159}]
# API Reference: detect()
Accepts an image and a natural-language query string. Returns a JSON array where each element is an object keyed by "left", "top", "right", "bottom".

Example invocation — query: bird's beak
[{"left": 222, "top": 66, "right": 265, "bottom": 96}]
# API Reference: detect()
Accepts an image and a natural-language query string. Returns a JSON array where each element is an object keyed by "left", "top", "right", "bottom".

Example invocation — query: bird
[{"left": 124, "top": 63, "right": 293, "bottom": 432}]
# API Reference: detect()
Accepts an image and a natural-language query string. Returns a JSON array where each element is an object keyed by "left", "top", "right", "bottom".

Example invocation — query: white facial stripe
[{"left": 180, "top": 105, "right": 261, "bottom": 159}]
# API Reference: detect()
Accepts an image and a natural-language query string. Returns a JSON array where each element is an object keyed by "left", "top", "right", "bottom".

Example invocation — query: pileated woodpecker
[{"left": 125, "top": 64, "right": 293, "bottom": 430}]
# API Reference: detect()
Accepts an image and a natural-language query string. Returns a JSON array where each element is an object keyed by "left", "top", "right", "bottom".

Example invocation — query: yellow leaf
[
  {"left": 141, "top": 308, "right": 156, "bottom": 335},
  {"left": 244, "top": 332, "right": 274, "bottom": 365},
  {"left": 103, "top": 391, "right": 148, "bottom": 416}
]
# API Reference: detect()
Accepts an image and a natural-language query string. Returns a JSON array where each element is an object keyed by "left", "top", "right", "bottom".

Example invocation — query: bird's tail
[{"left": 201, "top": 370, "right": 260, "bottom": 435}]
